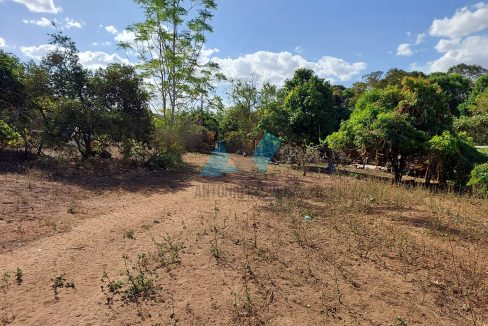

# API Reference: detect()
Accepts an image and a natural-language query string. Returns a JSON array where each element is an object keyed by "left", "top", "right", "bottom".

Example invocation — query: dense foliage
[{"left": 0, "top": 0, "right": 487, "bottom": 190}]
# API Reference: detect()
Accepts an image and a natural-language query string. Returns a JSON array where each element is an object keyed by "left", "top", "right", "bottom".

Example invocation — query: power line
[{"left": 240, "top": 0, "right": 293, "bottom": 54}]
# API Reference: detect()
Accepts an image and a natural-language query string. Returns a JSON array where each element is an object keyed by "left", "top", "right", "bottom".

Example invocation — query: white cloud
[
  {"left": 105, "top": 25, "right": 118, "bottom": 34},
  {"left": 211, "top": 51, "right": 366, "bottom": 84},
  {"left": 20, "top": 43, "right": 129, "bottom": 69},
  {"left": 78, "top": 51, "right": 129, "bottom": 69},
  {"left": 22, "top": 17, "right": 53, "bottom": 27},
  {"left": 200, "top": 47, "right": 219, "bottom": 64},
  {"left": 396, "top": 43, "right": 413, "bottom": 56},
  {"left": 0, "top": 37, "right": 6, "bottom": 48},
  {"left": 64, "top": 17, "right": 84, "bottom": 29},
  {"left": 424, "top": 2, "right": 488, "bottom": 72},
  {"left": 20, "top": 43, "right": 55, "bottom": 59},
  {"left": 12, "top": 0, "right": 61, "bottom": 14},
  {"left": 92, "top": 41, "right": 112, "bottom": 47},
  {"left": 430, "top": 35, "right": 488, "bottom": 72},
  {"left": 22, "top": 17, "right": 83, "bottom": 29},
  {"left": 114, "top": 30, "right": 136, "bottom": 44},
  {"left": 416, "top": 33, "right": 426, "bottom": 45},
  {"left": 429, "top": 2, "right": 488, "bottom": 39}
]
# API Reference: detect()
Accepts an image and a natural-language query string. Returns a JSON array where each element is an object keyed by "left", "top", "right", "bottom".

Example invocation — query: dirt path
[
  {"left": 0, "top": 176, "right": 234, "bottom": 325},
  {"left": 2, "top": 156, "right": 488, "bottom": 325},
  {"left": 0, "top": 160, "right": 289, "bottom": 326}
]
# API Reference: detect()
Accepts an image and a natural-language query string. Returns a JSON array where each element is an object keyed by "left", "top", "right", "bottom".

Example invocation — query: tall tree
[
  {"left": 122, "top": 0, "right": 223, "bottom": 125},
  {"left": 428, "top": 72, "right": 471, "bottom": 116},
  {"left": 280, "top": 68, "right": 337, "bottom": 144},
  {"left": 41, "top": 32, "right": 96, "bottom": 158},
  {"left": 447, "top": 64, "right": 488, "bottom": 81},
  {"left": 0, "top": 50, "right": 38, "bottom": 154}
]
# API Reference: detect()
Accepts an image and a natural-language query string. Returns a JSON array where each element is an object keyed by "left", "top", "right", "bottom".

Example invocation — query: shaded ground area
[{"left": 1, "top": 153, "right": 488, "bottom": 325}]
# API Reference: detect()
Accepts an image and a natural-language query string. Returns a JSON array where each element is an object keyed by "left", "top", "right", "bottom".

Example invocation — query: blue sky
[{"left": 1, "top": 0, "right": 488, "bottom": 86}]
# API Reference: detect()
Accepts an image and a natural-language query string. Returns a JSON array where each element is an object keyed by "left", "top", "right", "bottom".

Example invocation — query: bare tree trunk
[{"left": 392, "top": 155, "right": 405, "bottom": 184}]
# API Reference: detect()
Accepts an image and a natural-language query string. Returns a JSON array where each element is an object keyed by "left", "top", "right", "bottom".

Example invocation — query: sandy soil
[{"left": 1, "top": 154, "right": 487, "bottom": 325}]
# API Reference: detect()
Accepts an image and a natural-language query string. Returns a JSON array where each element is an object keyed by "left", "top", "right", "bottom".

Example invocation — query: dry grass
[{"left": 1, "top": 155, "right": 488, "bottom": 325}]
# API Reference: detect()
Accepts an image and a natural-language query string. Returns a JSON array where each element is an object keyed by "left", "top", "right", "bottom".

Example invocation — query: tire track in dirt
[{"left": 1, "top": 182, "right": 207, "bottom": 325}]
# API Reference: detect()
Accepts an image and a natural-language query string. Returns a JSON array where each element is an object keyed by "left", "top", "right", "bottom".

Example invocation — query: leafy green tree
[
  {"left": 454, "top": 88, "right": 488, "bottom": 145},
  {"left": 190, "top": 109, "right": 219, "bottom": 138},
  {"left": 40, "top": 32, "right": 96, "bottom": 158},
  {"left": 428, "top": 72, "right": 471, "bottom": 116},
  {"left": 397, "top": 77, "right": 451, "bottom": 136},
  {"left": 361, "top": 71, "right": 384, "bottom": 89},
  {"left": 326, "top": 86, "right": 424, "bottom": 182},
  {"left": 369, "top": 112, "right": 427, "bottom": 182},
  {"left": 219, "top": 79, "right": 278, "bottom": 152},
  {"left": 279, "top": 68, "right": 338, "bottom": 144},
  {"left": 447, "top": 64, "right": 488, "bottom": 81},
  {"left": 459, "top": 75, "right": 488, "bottom": 116},
  {"left": 342, "top": 81, "right": 367, "bottom": 108},
  {"left": 23, "top": 62, "right": 55, "bottom": 153},
  {"left": 331, "top": 84, "right": 353, "bottom": 121},
  {"left": 327, "top": 87, "right": 403, "bottom": 153},
  {"left": 0, "top": 50, "right": 25, "bottom": 115},
  {"left": 468, "top": 164, "right": 488, "bottom": 197},
  {"left": 0, "top": 50, "right": 33, "bottom": 152},
  {"left": 91, "top": 64, "right": 153, "bottom": 153},
  {"left": 382, "top": 69, "right": 426, "bottom": 88},
  {"left": 0, "top": 120, "right": 20, "bottom": 149},
  {"left": 122, "top": 0, "right": 223, "bottom": 125},
  {"left": 40, "top": 33, "right": 153, "bottom": 158},
  {"left": 427, "top": 131, "right": 485, "bottom": 186},
  {"left": 455, "top": 114, "right": 488, "bottom": 145}
]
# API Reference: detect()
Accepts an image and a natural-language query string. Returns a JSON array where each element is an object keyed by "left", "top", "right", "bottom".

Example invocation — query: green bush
[
  {"left": 146, "top": 152, "right": 183, "bottom": 170},
  {"left": 152, "top": 113, "right": 215, "bottom": 154},
  {"left": 0, "top": 120, "right": 20, "bottom": 149},
  {"left": 468, "top": 163, "right": 488, "bottom": 197}
]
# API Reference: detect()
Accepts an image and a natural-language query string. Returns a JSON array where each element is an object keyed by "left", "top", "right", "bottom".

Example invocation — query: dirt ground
[{"left": 1, "top": 153, "right": 488, "bottom": 325}]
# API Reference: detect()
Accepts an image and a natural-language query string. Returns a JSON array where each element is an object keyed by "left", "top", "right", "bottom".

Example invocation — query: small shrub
[
  {"left": 124, "top": 229, "right": 135, "bottom": 240},
  {"left": 101, "top": 254, "right": 156, "bottom": 305},
  {"left": 0, "top": 120, "right": 21, "bottom": 149},
  {"left": 210, "top": 245, "right": 222, "bottom": 259},
  {"left": 122, "top": 254, "right": 156, "bottom": 302},
  {"left": 15, "top": 268, "right": 23, "bottom": 285},
  {"left": 51, "top": 274, "right": 75, "bottom": 300},
  {"left": 67, "top": 202, "right": 77, "bottom": 215},
  {"left": 152, "top": 235, "right": 183, "bottom": 268},
  {"left": 101, "top": 272, "right": 124, "bottom": 305},
  {"left": 146, "top": 152, "right": 183, "bottom": 170},
  {"left": 468, "top": 163, "right": 488, "bottom": 197}
]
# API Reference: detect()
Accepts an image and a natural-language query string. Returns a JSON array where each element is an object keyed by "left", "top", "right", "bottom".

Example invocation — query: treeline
[
  {"left": 216, "top": 66, "right": 488, "bottom": 195},
  {"left": 0, "top": 33, "right": 218, "bottom": 168},
  {"left": 1, "top": 0, "right": 488, "bottom": 196}
]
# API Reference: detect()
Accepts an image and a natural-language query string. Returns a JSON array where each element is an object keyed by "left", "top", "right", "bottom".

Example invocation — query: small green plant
[
  {"left": 101, "top": 253, "right": 160, "bottom": 305},
  {"left": 15, "top": 268, "right": 23, "bottom": 285},
  {"left": 101, "top": 272, "right": 124, "bottom": 305},
  {"left": 395, "top": 317, "right": 408, "bottom": 326},
  {"left": 210, "top": 245, "right": 222, "bottom": 259},
  {"left": 210, "top": 204, "right": 223, "bottom": 260},
  {"left": 51, "top": 275, "right": 75, "bottom": 300},
  {"left": 250, "top": 210, "right": 260, "bottom": 249},
  {"left": 67, "top": 202, "right": 77, "bottom": 215},
  {"left": 122, "top": 254, "right": 156, "bottom": 302},
  {"left": 152, "top": 235, "right": 183, "bottom": 268},
  {"left": 124, "top": 229, "right": 135, "bottom": 240}
]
